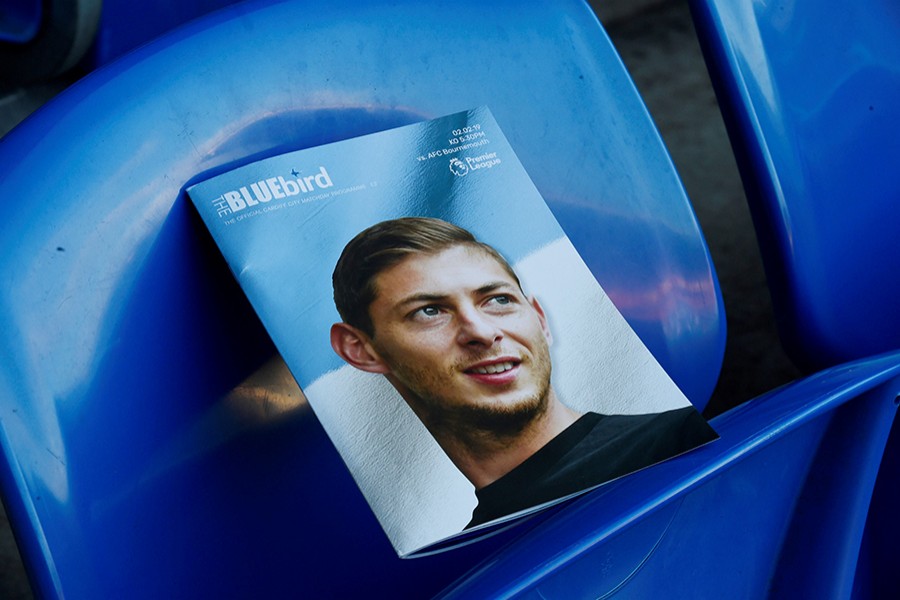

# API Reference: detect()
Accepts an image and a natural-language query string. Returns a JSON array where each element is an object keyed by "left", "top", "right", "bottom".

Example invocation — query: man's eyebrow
[
  {"left": 475, "top": 281, "right": 518, "bottom": 295},
  {"left": 395, "top": 292, "right": 450, "bottom": 309}
]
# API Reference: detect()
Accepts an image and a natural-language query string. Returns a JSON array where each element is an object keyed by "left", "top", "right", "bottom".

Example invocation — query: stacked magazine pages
[{"left": 188, "top": 107, "right": 717, "bottom": 557}]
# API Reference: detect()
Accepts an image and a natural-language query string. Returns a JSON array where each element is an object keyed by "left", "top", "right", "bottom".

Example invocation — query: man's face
[{"left": 365, "top": 245, "right": 553, "bottom": 432}]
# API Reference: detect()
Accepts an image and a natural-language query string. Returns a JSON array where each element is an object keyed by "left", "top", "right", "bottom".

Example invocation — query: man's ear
[
  {"left": 330, "top": 323, "right": 390, "bottom": 374},
  {"left": 529, "top": 296, "right": 553, "bottom": 346}
]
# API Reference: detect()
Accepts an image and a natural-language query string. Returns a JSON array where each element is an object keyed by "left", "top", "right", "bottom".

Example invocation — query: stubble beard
[
  {"left": 387, "top": 343, "right": 554, "bottom": 444},
  {"left": 448, "top": 372, "right": 551, "bottom": 440}
]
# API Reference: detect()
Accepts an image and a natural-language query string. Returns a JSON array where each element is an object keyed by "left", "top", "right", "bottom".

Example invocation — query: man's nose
[{"left": 456, "top": 308, "right": 503, "bottom": 347}]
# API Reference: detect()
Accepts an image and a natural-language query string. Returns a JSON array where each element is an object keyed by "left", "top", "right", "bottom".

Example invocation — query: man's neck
[{"left": 437, "top": 395, "right": 582, "bottom": 490}]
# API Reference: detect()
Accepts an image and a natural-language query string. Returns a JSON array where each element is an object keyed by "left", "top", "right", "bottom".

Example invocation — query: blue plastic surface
[
  {"left": 0, "top": 1, "right": 726, "bottom": 596},
  {"left": 87, "top": 0, "right": 245, "bottom": 68},
  {"left": 688, "top": 0, "right": 900, "bottom": 372},
  {"left": 689, "top": 2, "right": 900, "bottom": 595}
]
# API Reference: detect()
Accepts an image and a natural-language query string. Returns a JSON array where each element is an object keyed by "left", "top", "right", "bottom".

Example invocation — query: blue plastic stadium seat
[
  {"left": 688, "top": 0, "right": 900, "bottom": 594},
  {"left": 0, "top": 0, "right": 897, "bottom": 596},
  {"left": 87, "top": 0, "right": 247, "bottom": 69},
  {"left": 687, "top": 0, "right": 900, "bottom": 372}
]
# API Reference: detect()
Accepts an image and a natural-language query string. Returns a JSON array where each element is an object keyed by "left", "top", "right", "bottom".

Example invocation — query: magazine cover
[{"left": 187, "top": 107, "right": 718, "bottom": 557}]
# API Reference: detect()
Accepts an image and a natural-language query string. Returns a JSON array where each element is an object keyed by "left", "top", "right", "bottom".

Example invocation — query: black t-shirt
[{"left": 467, "top": 406, "right": 717, "bottom": 528}]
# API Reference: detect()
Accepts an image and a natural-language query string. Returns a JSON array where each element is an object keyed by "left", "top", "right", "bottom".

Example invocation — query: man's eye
[
  {"left": 484, "top": 295, "right": 516, "bottom": 312},
  {"left": 413, "top": 305, "right": 442, "bottom": 319}
]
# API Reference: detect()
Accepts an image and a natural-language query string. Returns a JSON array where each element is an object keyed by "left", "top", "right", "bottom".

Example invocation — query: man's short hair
[{"left": 333, "top": 217, "right": 521, "bottom": 336}]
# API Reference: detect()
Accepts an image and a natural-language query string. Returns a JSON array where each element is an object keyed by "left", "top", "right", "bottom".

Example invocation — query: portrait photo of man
[{"left": 329, "top": 217, "right": 718, "bottom": 529}]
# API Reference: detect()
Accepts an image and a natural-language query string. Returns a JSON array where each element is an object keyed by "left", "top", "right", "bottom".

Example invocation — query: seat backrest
[
  {"left": 88, "top": 0, "right": 247, "bottom": 68},
  {"left": 0, "top": 1, "right": 723, "bottom": 596},
  {"left": 689, "top": 4, "right": 900, "bottom": 595},
  {"left": 689, "top": 0, "right": 900, "bottom": 371}
]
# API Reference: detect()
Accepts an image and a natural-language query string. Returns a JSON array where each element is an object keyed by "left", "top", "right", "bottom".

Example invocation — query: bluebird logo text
[{"left": 213, "top": 166, "right": 334, "bottom": 217}]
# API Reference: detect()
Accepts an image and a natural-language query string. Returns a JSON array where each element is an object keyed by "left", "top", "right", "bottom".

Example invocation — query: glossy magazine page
[{"left": 187, "top": 107, "right": 717, "bottom": 557}]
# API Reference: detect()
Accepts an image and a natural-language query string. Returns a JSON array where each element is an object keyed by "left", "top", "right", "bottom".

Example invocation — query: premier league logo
[{"left": 449, "top": 158, "right": 469, "bottom": 177}]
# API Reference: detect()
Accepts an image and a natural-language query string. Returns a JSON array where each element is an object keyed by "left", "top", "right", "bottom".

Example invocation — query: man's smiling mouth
[{"left": 466, "top": 359, "right": 520, "bottom": 375}]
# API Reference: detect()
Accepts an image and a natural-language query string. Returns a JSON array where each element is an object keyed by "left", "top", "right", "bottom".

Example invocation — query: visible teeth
[{"left": 473, "top": 361, "right": 515, "bottom": 375}]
